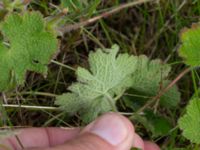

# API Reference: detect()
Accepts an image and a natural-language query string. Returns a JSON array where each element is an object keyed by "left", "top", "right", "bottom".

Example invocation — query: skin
[{"left": 0, "top": 113, "right": 160, "bottom": 150}]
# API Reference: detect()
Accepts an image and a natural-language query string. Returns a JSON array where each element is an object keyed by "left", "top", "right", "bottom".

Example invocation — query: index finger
[{"left": 0, "top": 128, "right": 80, "bottom": 150}]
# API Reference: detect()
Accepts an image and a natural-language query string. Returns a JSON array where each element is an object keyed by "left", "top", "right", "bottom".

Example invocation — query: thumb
[{"left": 40, "top": 113, "right": 134, "bottom": 150}]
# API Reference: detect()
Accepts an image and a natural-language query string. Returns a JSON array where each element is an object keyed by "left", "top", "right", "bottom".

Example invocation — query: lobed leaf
[
  {"left": 179, "top": 23, "right": 200, "bottom": 66},
  {"left": 56, "top": 45, "right": 138, "bottom": 122},
  {"left": 0, "top": 12, "right": 57, "bottom": 91},
  {"left": 178, "top": 98, "right": 200, "bottom": 144},
  {"left": 56, "top": 45, "right": 180, "bottom": 123},
  {"left": 130, "top": 55, "right": 180, "bottom": 108}
]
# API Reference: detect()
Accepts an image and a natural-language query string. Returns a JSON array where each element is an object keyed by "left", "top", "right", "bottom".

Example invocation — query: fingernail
[{"left": 87, "top": 113, "right": 128, "bottom": 145}]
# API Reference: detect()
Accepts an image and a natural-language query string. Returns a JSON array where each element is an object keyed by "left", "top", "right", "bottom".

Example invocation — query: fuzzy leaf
[
  {"left": 56, "top": 45, "right": 137, "bottom": 122},
  {"left": 130, "top": 55, "right": 180, "bottom": 107},
  {"left": 0, "top": 12, "right": 57, "bottom": 91},
  {"left": 179, "top": 23, "right": 200, "bottom": 66},
  {"left": 178, "top": 98, "right": 200, "bottom": 144}
]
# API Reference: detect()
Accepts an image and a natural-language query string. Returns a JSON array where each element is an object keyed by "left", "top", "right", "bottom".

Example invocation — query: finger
[
  {"left": 1, "top": 128, "right": 80, "bottom": 150},
  {"left": 144, "top": 141, "right": 160, "bottom": 150},
  {"left": 133, "top": 133, "right": 144, "bottom": 150},
  {"left": 32, "top": 113, "right": 135, "bottom": 150}
]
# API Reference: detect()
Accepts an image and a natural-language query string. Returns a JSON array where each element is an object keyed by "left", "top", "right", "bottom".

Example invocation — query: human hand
[{"left": 0, "top": 113, "right": 160, "bottom": 150}]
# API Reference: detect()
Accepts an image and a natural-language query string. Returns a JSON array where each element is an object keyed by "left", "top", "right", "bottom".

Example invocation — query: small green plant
[
  {"left": 1, "top": 1, "right": 200, "bottom": 149},
  {"left": 55, "top": 44, "right": 180, "bottom": 123},
  {"left": 56, "top": 45, "right": 138, "bottom": 122},
  {"left": 178, "top": 23, "right": 200, "bottom": 145},
  {"left": 0, "top": 12, "right": 57, "bottom": 91}
]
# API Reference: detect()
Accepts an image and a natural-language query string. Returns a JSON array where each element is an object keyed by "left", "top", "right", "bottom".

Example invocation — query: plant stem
[
  {"left": 137, "top": 67, "right": 191, "bottom": 113},
  {"left": 12, "top": 91, "right": 57, "bottom": 97},
  {"left": 51, "top": 60, "right": 76, "bottom": 71},
  {"left": 2, "top": 92, "right": 8, "bottom": 104},
  {"left": 105, "top": 94, "right": 118, "bottom": 112},
  {"left": 59, "top": 0, "right": 155, "bottom": 33},
  {"left": 2, "top": 104, "right": 59, "bottom": 111}
]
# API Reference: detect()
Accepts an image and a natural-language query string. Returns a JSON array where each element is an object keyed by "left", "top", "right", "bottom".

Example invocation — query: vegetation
[{"left": 1, "top": 0, "right": 200, "bottom": 149}]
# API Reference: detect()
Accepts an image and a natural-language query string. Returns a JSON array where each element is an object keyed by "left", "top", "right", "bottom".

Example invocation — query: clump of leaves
[
  {"left": 56, "top": 45, "right": 180, "bottom": 123},
  {"left": 178, "top": 23, "right": 200, "bottom": 144},
  {"left": 55, "top": 45, "right": 138, "bottom": 122},
  {"left": 0, "top": 12, "right": 57, "bottom": 91}
]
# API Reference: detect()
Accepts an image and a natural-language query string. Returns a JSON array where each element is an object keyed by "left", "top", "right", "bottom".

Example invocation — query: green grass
[{"left": 1, "top": 0, "right": 200, "bottom": 149}]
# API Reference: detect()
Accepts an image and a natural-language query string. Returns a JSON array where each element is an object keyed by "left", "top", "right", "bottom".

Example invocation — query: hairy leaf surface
[
  {"left": 131, "top": 56, "right": 180, "bottom": 107},
  {"left": 0, "top": 12, "right": 57, "bottom": 91},
  {"left": 56, "top": 45, "right": 137, "bottom": 122},
  {"left": 179, "top": 98, "right": 200, "bottom": 144}
]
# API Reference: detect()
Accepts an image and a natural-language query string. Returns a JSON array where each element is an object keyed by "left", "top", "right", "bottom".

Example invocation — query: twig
[
  {"left": 137, "top": 67, "right": 191, "bottom": 113},
  {"left": 14, "top": 91, "right": 57, "bottom": 97},
  {"left": 2, "top": 104, "right": 59, "bottom": 111},
  {"left": 59, "top": 0, "right": 155, "bottom": 33},
  {"left": 2, "top": 93, "right": 8, "bottom": 104},
  {"left": 15, "top": 135, "right": 24, "bottom": 149},
  {"left": 51, "top": 60, "right": 76, "bottom": 71}
]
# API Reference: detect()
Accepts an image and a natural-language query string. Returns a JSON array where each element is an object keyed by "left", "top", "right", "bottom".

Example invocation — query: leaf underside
[
  {"left": 56, "top": 45, "right": 180, "bottom": 123},
  {"left": 0, "top": 12, "right": 57, "bottom": 91},
  {"left": 130, "top": 55, "right": 180, "bottom": 108},
  {"left": 56, "top": 45, "right": 138, "bottom": 123}
]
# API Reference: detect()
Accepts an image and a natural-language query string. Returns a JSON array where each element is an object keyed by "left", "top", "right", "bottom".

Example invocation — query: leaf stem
[
  {"left": 137, "top": 67, "right": 191, "bottom": 113},
  {"left": 2, "top": 104, "right": 59, "bottom": 111},
  {"left": 51, "top": 60, "right": 76, "bottom": 71},
  {"left": 11, "top": 91, "right": 57, "bottom": 97},
  {"left": 105, "top": 94, "right": 118, "bottom": 112},
  {"left": 2, "top": 92, "right": 8, "bottom": 104}
]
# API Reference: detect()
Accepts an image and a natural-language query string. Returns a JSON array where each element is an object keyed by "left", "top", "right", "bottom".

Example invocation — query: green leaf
[
  {"left": 130, "top": 55, "right": 180, "bottom": 108},
  {"left": 179, "top": 23, "right": 200, "bottom": 66},
  {"left": 178, "top": 98, "right": 200, "bottom": 144},
  {"left": 0, "top": 12, "right": 57, "bottom": 91},
  {"left": 55, "top": 45, "right": 137, "bottom": 122},
  {"left": 145, "top": 111, "right": 172, "bottom": 137},
  {"left": 133, "top": 110, "right": 172, "bottom": 137}
]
